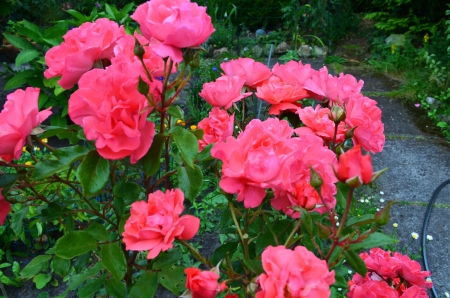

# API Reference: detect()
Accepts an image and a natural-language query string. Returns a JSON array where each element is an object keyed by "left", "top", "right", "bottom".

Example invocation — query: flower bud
[
  {"left": 374, "top": 201, "right": 394, "bottom": 226},
  {"left": 134, "top": 38, "right": 145, "bottom": 60},
  {"left": 310, "top": 166, "right": 323, "bottom": 189},
  {"left": 345, "top": 127, "right": 356, "bottom": 139},
  {"left": 137, "top": 76, "right": 149, "bottom": 96},
  {"left": 329, "top": 105, "right": 346, "bottom": 123}
]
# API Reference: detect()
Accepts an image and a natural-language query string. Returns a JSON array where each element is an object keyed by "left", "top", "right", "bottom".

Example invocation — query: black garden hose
[{"left": 421, "top": 178, "right": 450, "bottom": 298}]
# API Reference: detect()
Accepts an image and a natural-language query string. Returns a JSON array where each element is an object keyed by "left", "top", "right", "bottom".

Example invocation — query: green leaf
[
  {"left": 346, "top": 214, "right": 375, "bottom": 227},
  {"left": 101, "top": 243, "right": 127, "bottom": 281},
  {"left": 177, "top": 164, "right": 203, "bottom": 201},
  {"left": 43, "top": 21, "right": 67, "bottom": 42},
  {"left": 65, "top": 10, "right": 88, "bottom": 22},
  {"left": 336, "top": 183, "right": 349, "bottom": 210},
  {"left": 73, "top": 253, "right": 91, "bottom": 274},
  {"left": 299, "top": 208, "right": 313, "bottom": 235},
  {"left": 0, "top": 173, "right": 22, "bottom": 194},
  {"left": 349, "top": 232, "right": 399, "bottom": 250},
  {"left": 106, "top": 277, "right": 126, "bottom": 298},
  {"left": 11, "top": 206, "right": 29, "bottom": 236},
  {"left": 40, "top": 202, "right": 69, "bottom": 222},
  {"left": 256, "top": 226, "right": 277, "bottom": 256},
  {"left": 140, "top": 134, "right": 166, "bottom": 176},
  {"left": 170, "top": 126, "right": 198, "bottom": 168},
  {"left": 113, "top": 180, "right": 141, "bottom": 204},
  {"left": 55, "top": 231, "right": 98, "bottom": 259},
  {"left": 14, "top": 26, "right": 42, "bottom": 43},
  {"left": 51, "top": 256, "right": 70, "bottom": 277},
  {"left": 34, "top": 273, "right": 51, "bottom": 289},
  {"left": 105, "top": 4, "right": 119, "bottom": 19},
  {"left": 3, "top": 34, "right": 34, "bottom": 50},
  {"left": 167, "top": 105, "right": 183, "bottom": 119},
  {"left": 129, "top": 271, "right": 158, "bottom": 298},
  {"left": 78, "top": 275, "right": 106, "bottom": 298},
  {"left": 437, "top": 121, "right": 449, "bottom": 128},
  {"left": 86, "top": 223, "right": 108, "bottom": 241},
  {"left": 4, "top": 69, "right": 35, "bottom": 90},
  {"left": 158, "top": 266, "right": 185, "bottom": 296},
  {"left": 37, "top": 292, "right": 49, "bottom": 298},
  {"left": 20, "top": 255, "right": 52, "bottom": 279},
  {"left": 15, "top": 49, "right": 40, "bottom": 67},
  {"left": 197, "top": 144, "right": 214, "bottom": 162},
  {"left": 189, "top": 129, "right": 204, "bottom": 140},
  {"left": 344, "top": 250, "right": 367, "bottom": 277},
  {"left": 242, "top": 259, "right": 264, "bottom": 275},
  {"left": 211, "top": 241, "right": 239, "bottom": 266},
  {"left": 151, "top": 249, "right": 182, "bottom": 270},
  {"left": 66, "top": 262, "right": 103, "bottom": 292},
  {"left": 76, "top": 150, "right": 110, "bottom": 196},
  {"left": 33, "top": 146, "right": 89, "bottom": 180}
]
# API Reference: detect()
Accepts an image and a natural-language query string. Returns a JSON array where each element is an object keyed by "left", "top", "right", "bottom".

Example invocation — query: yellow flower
[
  {"left": 25, "top": 161, "right": 32, "bottom": 166},
  {"left": 22, "top": 147, "right": 27, "bottom": 152},
  {"left": 41, "top": 138, "right": 48, "bottom": 143},
  {"left": 190, "top": 125, "right": 197, "bottom": 130},
  {"left": 424, "top": 33, "right": 429, "bottom": 43},
  {"left": 393, "top": 223, "right": 398, "bottom": 228},
  {"left": 33, "top": 146, "right": 40, "bottom": 151},
  {"left": 176, "top": 119, "right": 183, "bottom": 124},
  {"left": 391, "top": 44, "right": 395, "bottom": 54}
]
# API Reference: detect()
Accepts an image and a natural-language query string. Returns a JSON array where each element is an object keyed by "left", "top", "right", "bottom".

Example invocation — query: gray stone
[
  {"left": 312, "top": 46, "right": 328, "bottom": 57},
  {"left": 385, "top": 34, "right": 405, "bottom": 47},
  {"left": 298, "top": 45, "right": 311, "bottom": 58},
  {"left": 213, "top": 47, "right": 229, "bottom": 58},
  {"left": 262, "top": 44, "right": 273, "bottom": 56},
  {"left": 255, "top": 29, "right": 266, "bottom": 39},
  {"left": 252, "top": 45, "right": 263, "bottom": 58},
  {"left": 274, "top": 41, "right": 289, "bottom": 54}
]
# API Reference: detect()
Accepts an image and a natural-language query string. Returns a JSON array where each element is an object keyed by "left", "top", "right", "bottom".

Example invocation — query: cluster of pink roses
[
  {"left": 348, "top": 248, "right": 432, "bottom": 298},
  {"left": 122, "top": 188, "right": 200, "bottom": 259},
  {"left": 184, "top": 267, "right": 227, "bottom": 298}
]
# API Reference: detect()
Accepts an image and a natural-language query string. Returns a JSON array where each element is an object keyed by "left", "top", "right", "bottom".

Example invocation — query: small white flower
[
  {"left": 426, "top": 277, "right": 432, "bottom": 283},
  {"left": 393, "top": 223, "right": 398, "bottom": 228},
  {"left": 445, "top": 292, "right": 449, "bottom": 298},
  {"left": 334, "top": 215, "right": 339, "bottom": 220},
  {"left": 380, "top": 191, "right": 384, "bottom": 195},
  {"left": 376, "top": 208, "right": 380, "bottom": 211},
  {"left": 336, "top": 222, "right": 340, "bottom": 226},
  {"left": 380, "top": 199, "right": 385, "bottom": 203},
  {"left": 427, "top": 235, "right": 433, "bottom": 241},
  {"left": 411, "top": 232, "right": 419, "bottom": 239},
  {"left": 338, "top": 288, "right": 342, "bottom": 291},
  {"left": 365, "top": 199, "right": 369, "bottom": 203},
  {"left": 348, "top": 270, "right": 352, "bottom": 274},
  {"left": 360, "top": 199, "right": 364, "bottom": 203}
]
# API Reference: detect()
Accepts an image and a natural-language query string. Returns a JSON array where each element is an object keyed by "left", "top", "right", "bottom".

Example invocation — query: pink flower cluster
[
  {"left": 348, "top": 248, "right": 432, "bottom": 298},
  {"left": 198, "top": 107, "right": 234, "bottom": 151},
  {"left": 122, "top": 188, "right": 200, "bottom": 259},
  {"left": 212, "top": 117, "right": 338, "bottom": 215},
  {"left": 202, "top": 59, "right": 385, "bottom": 153},
  {"left": 0, "top": 87, "right": 52, "bottom": 162},
  {"left": 256, "top": 245, "right": 335, "bottom": 297}
]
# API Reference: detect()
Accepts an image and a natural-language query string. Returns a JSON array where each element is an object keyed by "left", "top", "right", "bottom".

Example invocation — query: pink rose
[
  {"left": 0, "top": 88, "right": 52, "bottom": 162},
  {"left": 256, "top": 245, "right": 335, "bottom": 298},
  {"left": 212, "top": 118, "right": 295, "bottom": 208},
  {"left": 44, "top": 18, "right": 125, "bottom": 89},
  {"left": 198, "top": 108, "right": 234, "bottom": 151},
  {"left": 122, "top": 189, "right": 200, "bottom": 259},
  {"left": 272, "top": 60, "right": 317, "bottom": 86},
  {"left": 69, "top": 62, "right": 160, "bottom": 164},
  {"left": 255, "top": 75, "right": 309, "bottom": 115},
  {"left": 199, "top": 75, "right": 252, "bottom": 109},
  {"left": 184, "top": 268, "right": 227, "bottom": 298},
  {"left": 0, "top": 190, "right": 11, "bottom": 225},
  {"left": 345, "top": 95, "right": 385, "bottom": 153},
  {"left": 220, "top": 58, "right": 272, "bottom": 89},
  {"left": 297, "top": 105, "right": 346, "bottom": 143},
  {"left": 335, "top": 145, "right": 373, "bottom": 188},
  {"left": 360, "top": 248, "right": 399, "bottom": 279},
  {"left": 400, "top": 285, "right": 429, "bottom": 298},
  {"left": 131, "top": 0, "right": 214, "bottom": 62},
  {"left": 348, "top": 280, "right": 399, "bottom": 298},
  {"left": 392, "top": 252, "right": 432, "bottom": 288}
]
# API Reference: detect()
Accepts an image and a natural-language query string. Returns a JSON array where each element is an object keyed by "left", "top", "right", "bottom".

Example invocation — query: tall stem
[{"left": 228, "top": 199, "right": 249, "bottom": 259}]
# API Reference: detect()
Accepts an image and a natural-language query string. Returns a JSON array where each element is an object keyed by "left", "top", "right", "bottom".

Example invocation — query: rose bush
[{"left": 0, "top": 0, "right": 433, "bottom": 297}]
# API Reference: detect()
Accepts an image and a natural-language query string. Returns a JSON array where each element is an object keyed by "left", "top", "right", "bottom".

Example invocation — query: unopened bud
[
  {"left": 183, "top": 48, "right": 195, "bottom": 64},
  {"left": 137, "top": 76, "right": 149, "bottom": 95},
  {"left": 329, "top": 105, "right": 346, "bottom": 123},
  {"left": 134, "top": 38, "right": 145, "bottom": 59},
  {"left": 189, "top": 56, "right": 200, "bottom": 69},
  {"left": 310, "top": 166, "right": 323, "bottom": 189},
  {"left": 345, "top": 127, "right": 357, "bottom": 139},
  {"left": 375, "top": 201, "right": 394, "bottom": 226}
]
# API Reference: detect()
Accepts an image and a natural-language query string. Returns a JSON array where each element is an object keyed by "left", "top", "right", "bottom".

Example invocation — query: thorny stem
[
  {"left": 228, "top": 198, "right": 249, "bottom": 259},
  {"left": 177, "top": 239, "right": 212, "bottom": 267},
  {"left": 125, "top": 250, "right": 138, "bottom": 287}
]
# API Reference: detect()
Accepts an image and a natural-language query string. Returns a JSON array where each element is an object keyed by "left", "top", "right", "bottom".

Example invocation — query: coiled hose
[{"left": 421, "top": 178, "right": 450, "bottom": 298}]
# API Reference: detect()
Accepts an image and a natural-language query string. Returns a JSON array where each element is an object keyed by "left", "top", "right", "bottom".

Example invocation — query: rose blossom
[
  {"left": 0, "top": 190, "right": 11, "bottom": 225},
  {"left": 256, "top": 245, "right": 335, "bottom": 298},
  {"left": 272, "top": 60, "right": 317, "bottom": 86},
  {"left": 0, "top": 88, "right": 52, "bottom": 162},
  {"left": 122, "top": 189, "right": 200, "bottom": 259},
  {"left": 69, "top": 62, "right": 160, "bottom": 164},
  {"left": 198, "top": 108, "right": 234, "bottom": 151},
  {"left": 348, "top": 280, "right": 399, "bottom": 298},
  {"left": 335, "top": 145, "right": 373, "bottom": 188},
  {"left": 184, "top": 268, "right": 227, "bottom": 298},
  {"left": 345, "top": 95, "right": 385, "bottom": 153},
  {"left": 297, "top": 105, "right": 346, "bottom": 143},
  {"left": 44, "top": 18, "right": 125, "bottom": 89},
  {"left": 255, "top": 75, "right": 309, "bottom": 115},
  {"left": 199, "top": 75, "right": 252, "bottom": 109},
  {"left": 220, "top": 58, "right": 272, "bottom": 89},
  {"left": 131, "top": 0, "right": 214, "bottom": 62}
]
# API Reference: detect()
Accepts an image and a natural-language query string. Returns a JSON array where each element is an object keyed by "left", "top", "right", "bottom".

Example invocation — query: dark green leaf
[
  {"left": 37, "top": 292, "right": 49, "bottom": 298},
  {"left": 349, "top": 232, "right": 399, "bottom": 250},
  {"left": 211, "top": 242, "right": 239, "bottom": 266},
  {"left": 0, "top": 173, "right": 22, "bottom": 194},
  {"left": 101, "top": 243, "right": 127, "bottom": 281},
  {"left": 78, "top": 275, "right": 106, "bottom": 298},
  {"left": 299, "top": 208, "right": 313, "bottom": 235},
  {"left": 11, "top": 206, "right": 29, "bottom": 236},
  {"left": 65, "top": 10, "right": 88, "bottom": 22},
  {"left": 76, "top": 150, "right": 110, "bottom": 196},
  {"left": 177, "top": 164, "right": 203, "bottom": 201},
  {"left": 140, "top": 134, "right": 166, "bottom": 176},
  {"left": 52, "top": 256, "right": 70, "bottom": 277},
  {"left": 336, "top": 182, "right": 349, "bottom": 210},
  {"left": 256, "top": 225, "right": 277, "bottom": 256},
  {"left": 129, "top": 271, "right": 158, "bottom": 298},
  {"left": 346, "top": 214, "right": 375, "bottom": 227},
  {"left": 65, "top": 214, "right": 74, "bottom": 232},
  {"left": 170, "top": 126, "right": 198, "bottom": 168},
  {"left": 20, "top": 255, "right": 52, "bottom": 279},
  {"left": 167, "top": 105, "right": 183, "bottom": 119},
  {"left": 3, "top": 34, "right": 34, "bottom": 50},
  {"left": 4, "top": 69, "right": 35, "bottom": 90},
  {"left": 33, "top": 146, "right": 89, "bottom": 180},
  {"left": 152, "top": 249, "right": 182, "bottom": 270},
  {"left": 40, "top": 202, "right": 69, "bottom": 222},
  {"left": 73, "top": 253, "right": 91, "bottom": 274},
  {"left": 158, "top": 266, "right": 185, "bottom": 296},
  {"left": 86, "top": 223, "right": 108, "bottom": 241},
  {"left": 197, "top": 144, "right": 214, "bottom": 162},
  {"left": 66, "top": 262, "right": 103, "bottom": 292},
  {"left": 113, "top": 180, "right": 141, "bottom": 204},
  {"left": 242, "top": 259, "right": 263, "bottom": 275},
  {"left": 344, "top": 250, "right": 367, "bottom": 277},
  {"left": 55, "top": 231, "right": 97, "bottom": 259},
  {"left": 15, "top": 49, "right": 40, "bottom": 67},
  {"left": 220, "top": 208, "right": 232, "bottom": 230},
  {"left": 189, "top": 129, "right": 204, "bottom": 140},
  {"left": 106, "top": 277, "right": 126, "bottom": 298}
]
